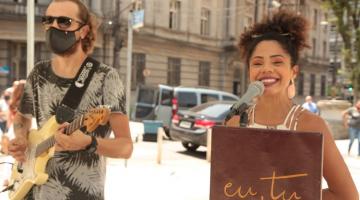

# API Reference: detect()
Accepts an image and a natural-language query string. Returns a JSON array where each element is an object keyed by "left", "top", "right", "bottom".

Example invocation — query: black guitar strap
[{"left": 55, "top": 57, "right": 99, "bottom": 123}]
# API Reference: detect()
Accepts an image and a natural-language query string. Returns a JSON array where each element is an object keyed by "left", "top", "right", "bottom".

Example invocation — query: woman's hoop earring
[{"left": 287, "top": 79, "right": 296, "bottom": 99}]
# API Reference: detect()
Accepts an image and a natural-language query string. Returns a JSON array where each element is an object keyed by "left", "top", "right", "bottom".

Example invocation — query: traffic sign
[{"left": 132, "top": 10, "right": 144, "bottom": 29}]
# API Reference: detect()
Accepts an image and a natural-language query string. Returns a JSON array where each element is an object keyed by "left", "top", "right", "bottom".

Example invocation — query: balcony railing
[
  {"left": 0, "top": 1, "right": 47, "bottom": 17},
  {"left": 303, "top": 55, "right": 330, "bottom": 66}
]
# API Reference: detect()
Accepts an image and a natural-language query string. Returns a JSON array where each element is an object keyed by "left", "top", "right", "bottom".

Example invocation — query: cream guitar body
[
  {"left": 7, "top": 107, "right": 110, "bottom": 200},
  {"left": 9, "top": 117, "right": 58, "bottom": 200}
]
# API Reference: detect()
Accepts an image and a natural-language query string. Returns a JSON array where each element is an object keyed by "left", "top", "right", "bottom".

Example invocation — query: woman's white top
[{"left": 247, "top": 104, "right": 304, "bottom": 130}]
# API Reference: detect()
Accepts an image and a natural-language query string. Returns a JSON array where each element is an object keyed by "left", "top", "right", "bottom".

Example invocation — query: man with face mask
[{"left": 7, "top": 0, "right": 133, "bottom": 199}]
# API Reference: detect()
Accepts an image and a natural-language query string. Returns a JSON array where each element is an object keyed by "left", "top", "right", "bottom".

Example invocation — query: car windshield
[{"left": 192, "top": 103, "right": 232, "bottom": 118}]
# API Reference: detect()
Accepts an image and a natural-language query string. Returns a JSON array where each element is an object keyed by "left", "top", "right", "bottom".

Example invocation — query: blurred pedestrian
[
  {"left": 0, "top": 80, "right": 27, "bottom": 154},
  {"left": 0, "top": 88, "right": 11, "bottom": 154},
  {"left": 0, "top": 88, "right": 12, "bottom": 133},
  {"left": 342, "top": 100, "right": 360, "bottom": 157},
  {"left": 302, "top": 95, "right": 319, "bottom": 114},
  {"left": 7, "top": 80, "right": 26, "bottom": 131}
]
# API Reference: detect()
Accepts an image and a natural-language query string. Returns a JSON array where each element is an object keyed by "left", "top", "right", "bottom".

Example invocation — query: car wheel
[
  {"left": 181, "top": 142, "right": 200, "bottom": 152},
  {"left": 163, "top": 127, "right": 172, "bottom": 140}
]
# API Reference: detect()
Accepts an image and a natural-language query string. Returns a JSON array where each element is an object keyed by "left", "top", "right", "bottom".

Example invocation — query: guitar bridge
[{"left": 17, "top": 165, "right": 23, "bottom": 173}]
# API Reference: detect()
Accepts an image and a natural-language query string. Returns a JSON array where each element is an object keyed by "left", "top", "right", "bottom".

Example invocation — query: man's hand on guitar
[
  {"left": 8, "top": 136, "right": 28, "bottom": 162},
  {"left": 54, "top": 123, "right": 91, "bottom": 151}
]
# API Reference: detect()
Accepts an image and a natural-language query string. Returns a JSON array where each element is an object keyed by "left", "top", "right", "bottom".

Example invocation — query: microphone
[{"left": 224, "top": 81, "right": 265, "bottom": 124}]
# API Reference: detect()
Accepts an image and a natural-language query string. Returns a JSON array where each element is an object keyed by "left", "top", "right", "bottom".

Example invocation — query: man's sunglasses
[{"left": 41, "top": 16, "right": 84, "bottom": 29}]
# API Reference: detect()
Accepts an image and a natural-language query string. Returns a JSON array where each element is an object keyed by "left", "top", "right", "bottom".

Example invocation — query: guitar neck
[{"left": 35, "top": 114, "right": 85, "bottom": 157}]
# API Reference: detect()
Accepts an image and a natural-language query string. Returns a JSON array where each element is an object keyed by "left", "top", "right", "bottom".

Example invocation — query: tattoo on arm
[{"left": 14, "top": 122, "right": 24, "bottom": 130}]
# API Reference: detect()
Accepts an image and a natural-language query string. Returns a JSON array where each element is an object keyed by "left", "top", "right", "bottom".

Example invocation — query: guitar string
[
  {"left": 35, "top": 114, "right": 84, "bottom": 157},
  {"left": 8, "top": 108, "right": 108, "bottom": 196}
]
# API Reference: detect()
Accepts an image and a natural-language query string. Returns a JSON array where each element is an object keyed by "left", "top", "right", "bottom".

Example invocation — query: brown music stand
[{"left": 210, "top": 126, "right": 323, "bottom": 200}]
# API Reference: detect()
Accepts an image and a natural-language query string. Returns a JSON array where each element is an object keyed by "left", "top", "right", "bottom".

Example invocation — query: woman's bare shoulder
[
  {"left": 225, "top": 115, "right": 240, "bottom": 127},
  {"left": 297, "top": 109, "right": 329, "bottom": 134}
]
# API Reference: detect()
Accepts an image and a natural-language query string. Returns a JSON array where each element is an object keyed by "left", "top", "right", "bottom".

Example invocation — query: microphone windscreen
[{"left": 250, "top": 81, "right": 265, "bottom": 97}]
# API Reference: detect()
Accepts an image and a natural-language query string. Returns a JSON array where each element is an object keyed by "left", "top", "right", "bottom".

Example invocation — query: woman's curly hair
[{"left": 239, "top": 10, "right": 310, "bottom": 67}]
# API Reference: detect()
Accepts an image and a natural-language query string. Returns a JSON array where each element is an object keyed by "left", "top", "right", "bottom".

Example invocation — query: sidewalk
[
  {"left": 103, "top": 139, "right": 360, "bottom": 200},
  {"left": 105, "top": 141, "right": 210, "bottom": 200},
  {"left": 331, "top": 139, "right": 360, "bottom": 190},
  {"left": 0, "top": 139, "right": 359, "bottom": 200}
]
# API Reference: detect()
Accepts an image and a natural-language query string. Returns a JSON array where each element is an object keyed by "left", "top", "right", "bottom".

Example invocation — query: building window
[
  {"left": 323, "top": 41, "right": 327, "bottom": 58},
  {"left": 199, "top": 61, "right": 210, "bottom": 86},
  {"left": 132, "top": 53, "right": 146, "bottom": 90},
  {"left": 19, "top": 44, "right": 27, "bottom": 79},
  {"left": 247, "top": 17, "right": 252, "bottom": 27},
  {"left": 313, "top": 9, "right": 318, "bottom": 29},
  {"left": 224, "top": 0, "right": 230, "bottom": 37},
  {"left": 200, "top": 7, "right": 210, "bottom": 36},
  {"left": 297, "top": 72, "right": 304, "bottom": 96},
  {"left": 233, "top": 68, "right": 241, "bottom": 96},
  {"left": 321, "top": 75, "right": 326, "bottom": 96},
  {"left": 310, "top": 74, "right": 316, "bottom": 96},
  {"left": 169, "top": 0, "right": 181, "bottom": 30},
  {"left": 167, "top": 57, "right": 181, "bottom": 86},
  {"left": 312, "top": 38, "right": 316, "bottom": 57},
  {"left": 323, "top": 12, "right": 328, "bottom": 33}
]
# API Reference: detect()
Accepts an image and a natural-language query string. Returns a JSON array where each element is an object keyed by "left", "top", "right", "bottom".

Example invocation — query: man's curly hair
[{"left": 239, "top": 10, "right": 310, "bottom": 67}]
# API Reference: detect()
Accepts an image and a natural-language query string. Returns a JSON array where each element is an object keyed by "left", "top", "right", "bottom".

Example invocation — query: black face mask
[{"left": 46, "top": 27, "right": 80, "bottom": 54}]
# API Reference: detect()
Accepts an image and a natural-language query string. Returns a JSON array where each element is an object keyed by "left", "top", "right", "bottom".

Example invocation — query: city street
[
  {"left": 1, "top": 129, "right": 359, "bottom": 199},
  {"left": 104, "top": 138, "right": 360, "bottom": 200},
  {"left": 0, "top": 0, "right": 359, "bottom": 199}
]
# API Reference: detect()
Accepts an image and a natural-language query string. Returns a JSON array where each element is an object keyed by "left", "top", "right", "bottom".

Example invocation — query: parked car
[
  {"left": 170, "top": 101, "right": 236, "bottom": 151},
  {"left": 132, "top": 85, "right": 239, "bottom": 136}
]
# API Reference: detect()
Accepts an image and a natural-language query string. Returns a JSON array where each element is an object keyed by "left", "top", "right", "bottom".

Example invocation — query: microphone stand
[
  {"left": 239, "top": 111, "right": 248, "bottom": 127},
  {"left": 224, "top": 103, "right": 250, "bottom": 127}
]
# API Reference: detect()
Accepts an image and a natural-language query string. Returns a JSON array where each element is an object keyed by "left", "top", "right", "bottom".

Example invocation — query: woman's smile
[{"left": 258, "top": 77, "right": 280, "bottom": 87}]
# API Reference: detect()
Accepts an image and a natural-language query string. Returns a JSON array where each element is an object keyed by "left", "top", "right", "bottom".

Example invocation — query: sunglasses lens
[
  {"left": 41, "top": 16, "right": 54, "bottom": 25},
  {"left": 57, "top": 17, "right": 72, "bottom": 29}
]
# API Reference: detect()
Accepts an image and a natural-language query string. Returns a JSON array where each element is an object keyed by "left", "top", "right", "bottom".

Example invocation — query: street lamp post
[
  {"left": 27, "top": 0, "right": 35, "bottom": 75},
  {"left": 126, "top": 11, "right": 133, "bottom": 117},
  {"left": 332, "top": 32, "right": 339, "bottom": 86}
]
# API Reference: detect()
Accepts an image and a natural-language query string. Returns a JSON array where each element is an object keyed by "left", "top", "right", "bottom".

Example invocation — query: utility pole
[
  {"left": 268, "top": 0, "right": 272, "bottom": 16},
  {"left": 27, "top": 0, "right": 35, "bottom": 75},
  {"left": 125, "top": 1, "right": 144, "bottom": 117},
  {"left": 332, "top": 31, "right": 339, "bottom": 86},
  {"left": 112, "top": 0, "right": 123, "bottom": 70},
  {"left": 254, "top": 0, "right": 259, "bottom": 22},
  {"left": 126, "top": 10, "right": 133, "bottom": 117}
]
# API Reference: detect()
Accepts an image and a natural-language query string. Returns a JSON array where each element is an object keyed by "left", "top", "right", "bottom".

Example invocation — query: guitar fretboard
[{"left": 35, "top": 114, "right": 84, "bottom": 157}]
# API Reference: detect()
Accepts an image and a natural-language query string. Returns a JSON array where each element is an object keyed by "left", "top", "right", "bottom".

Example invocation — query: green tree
[{"left": 325, "top": 0, "right": 360, "bottom": 101}]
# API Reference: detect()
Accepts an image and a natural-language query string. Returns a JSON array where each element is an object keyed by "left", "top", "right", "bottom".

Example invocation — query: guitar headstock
[{"left": 83, "top": 106, "right": 111, "bottom": 132}]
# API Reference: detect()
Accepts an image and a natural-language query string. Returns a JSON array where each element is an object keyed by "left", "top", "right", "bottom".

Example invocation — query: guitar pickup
[{"left": 17, "top": 165, "right": 23, "bottom": 173}]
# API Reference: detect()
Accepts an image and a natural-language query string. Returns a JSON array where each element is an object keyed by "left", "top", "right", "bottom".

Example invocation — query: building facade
[{"left": 0, "top": 0, "right": 330, "bottom": 104}]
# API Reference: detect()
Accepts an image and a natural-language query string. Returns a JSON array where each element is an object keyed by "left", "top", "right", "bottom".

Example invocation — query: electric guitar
[{"left": 7, "top": 106, "right": 111, "bottom": 200}]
